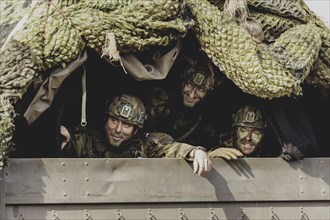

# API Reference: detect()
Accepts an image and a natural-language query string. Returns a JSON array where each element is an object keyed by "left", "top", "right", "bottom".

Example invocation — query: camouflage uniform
[
  {"left": 214, "top": 132, "right": 269, "bottom": 157},
  {"left": 144, "top": 54, "right": 219, "bottom": 150},
  {"left": 62, "top": 94, "right": 197, "bottom": 158},
  {"left": 144, "top": 87, "right": 216, "bottom": 150},
  {"left": 61, "top": 126, "right": 196, "bottom": 158},
  {"left": 211, "top": 105, "right": 278, "bottom": 157}
]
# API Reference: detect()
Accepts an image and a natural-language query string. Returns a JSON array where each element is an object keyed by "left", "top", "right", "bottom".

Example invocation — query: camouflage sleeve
[
  {"left": 141, "top": 132, "right": 196, "bottom": 159},
  {"left": 144, "top": 88, "right": 169, "bottom": 130},
  {"left": 61, "top": 126, "right": 94, "bottom": 157},
  {"left": 209, "top": 132, "right": 234, "bottom": 151},
  {"left": 218, "top": 132, "right": 234, "bottom": 147}
]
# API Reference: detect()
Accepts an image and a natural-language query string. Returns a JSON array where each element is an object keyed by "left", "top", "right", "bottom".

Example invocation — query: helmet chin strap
[{"left": 133, "top": 127, "right": 139, "bottom": 135}]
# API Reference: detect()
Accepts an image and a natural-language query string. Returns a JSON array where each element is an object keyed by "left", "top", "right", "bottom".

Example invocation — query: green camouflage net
[
  {"left": 187, "top": 0, "right": 301, "bottom": 98},
  {"left": 0, "top": 40, "right": 42, "bottom": 103},
  {"left": 269, "top": 22, "right": 322, "bottom": 81},
  {"left": 247, "top": 0, "right": 310, "bottom": 22},
  {"left": 0, "top": 0, "right": 330, "bottom": 169},
  {"left": 0, "top": 96, "right": 15, "bottom": 170},
  {"left": 207, "top": 0, "right": 330, "bottom": 91},
  {"left": 0, "top": 0, "right": 188, "bottom": 168},
  {"left": 250, "top": 11, "right": 300, "bottom": 43}
]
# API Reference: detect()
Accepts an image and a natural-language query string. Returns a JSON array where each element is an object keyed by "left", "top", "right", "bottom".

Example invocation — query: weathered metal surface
[
  {"left": 3, "top": 158, "right": 330, "bottom": 204},
  {"left": 5, "top": 202, "right": 330, "bottom": 220}
]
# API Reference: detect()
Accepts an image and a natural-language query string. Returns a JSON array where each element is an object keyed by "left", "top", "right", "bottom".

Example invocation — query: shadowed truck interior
[{"left": 10, "top": 45, "right": 330, "bottom": 159}]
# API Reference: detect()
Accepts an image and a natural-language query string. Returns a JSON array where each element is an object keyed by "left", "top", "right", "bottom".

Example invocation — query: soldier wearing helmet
[
  {"left": 103, "top": 94, "right": 146, "bottom": 148},
  {"left": 144, "top": 52, "right": 219, "bottom": 150},
  {"left": 232, "top": 105, "right": 267, "bottom": 156},
  {"left": 60, "top": 94, "right": 212, "bottom": 176},
  {"left": 181, "top": 56, "right": 216, "bottom": 108},
  {"left": 208, "top": 105, "right": 268, "bottom": 159}
]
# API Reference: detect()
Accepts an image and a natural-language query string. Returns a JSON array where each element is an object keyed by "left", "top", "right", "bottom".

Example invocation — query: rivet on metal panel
[
  {"left": 209, "top": 208, "right": 219, "bottom": 220},
  {"left": 116, "top": 209, "right": 125, "bottom": 220},
  {"left": 322, "top": 189, "right": 326, "bottom": 194},
  {"left": 85, "top": 177, "right": 89, "bottom": 181},
  {"left": 86, "top": 192, "right": 90, "bottom": 196},
  {"left": 300, "top": 189, "right": 304, "bottom": 194},
  {"left": 300, "top": 176, "right": 303, "bottom": 180},
  {"left": 62, "top": 178, "right": 66, "bottom": 182},
  {"left": 240, "top": 207, "right": 246, "bottom": 219},
  {"left": 320, "top": 160, "right": 324, "bottom": 165},
  {"left": 63, "top": 193, "right": 67, "bottom": 197},
  {"left": 270, "top": 207, "right": 280, "bottom": 220},
  {"left": 179, "top": 208, "right": 188, "bottom": 220},
  {"left": 148, "top": 208, "right": 157, "bottom": 220},
  {"left": 61, "top": 162, "right": 65, "bottom": 166},
  {"left": 52, "top": 210, "right": 60, "bottom": 220},
  {"left": 85, "top": 162, "right": 89, "bottom": 166},
  {"left": 300, "top": 207, "right": 310, "bottom": 220},
  {"left": 85, "top": 210, "right": 92, "bottom": 220},
  {"left": 18, "top": 212, "right": 24, "bottom": 220}
]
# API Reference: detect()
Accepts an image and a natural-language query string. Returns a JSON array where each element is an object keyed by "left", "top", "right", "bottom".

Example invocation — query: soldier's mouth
[
  {"left": 111, "top": 135, "right": 123, "bottom": 141},
  {"left": 241, "top": 143, "right": 255, "bottom": 150},
  {"left": 184, "top": 95, "right": 195, "bottom": 103}
]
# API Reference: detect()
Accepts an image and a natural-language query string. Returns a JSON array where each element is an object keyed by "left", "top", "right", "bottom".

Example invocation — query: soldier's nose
[
  {"left": 246, "top": 131, "right": 252, "bottom": 140},
  {"left": 189, "top": 88, "right": 196, "bottom": 97},
  {"left": 115, "top": 122, "right": 122, "bottom": 132}
]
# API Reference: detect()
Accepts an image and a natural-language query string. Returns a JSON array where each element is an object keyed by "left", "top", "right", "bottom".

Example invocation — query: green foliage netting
[{"left": 0, "top": 0, "right": 329, "bottom": 168}]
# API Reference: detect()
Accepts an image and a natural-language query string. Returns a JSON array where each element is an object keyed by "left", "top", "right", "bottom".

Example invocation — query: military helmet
[
  {"left": 232, "top": 105, "right": 266, "bottom": 130},
  {"left": 182, "top": 56, "right": 216, "bottom": 91},
  {"left": 106, "top": 94, "right": 146, "bottom": 128}
]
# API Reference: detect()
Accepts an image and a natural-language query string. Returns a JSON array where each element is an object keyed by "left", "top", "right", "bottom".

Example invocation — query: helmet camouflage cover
[
  {"left": 106, "top": 94, "right": 146, "bottom": 128},
  {"left": 182, "top": 56, "right": 217, "bottom": 91},
  {"left": 232, "top": 105, "right": 266, "bottom": 130}
]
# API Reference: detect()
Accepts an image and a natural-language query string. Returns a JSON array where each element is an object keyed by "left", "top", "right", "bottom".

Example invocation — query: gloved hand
[
  {"left": 279, "top": 143, "right": 304, "bottom": 162},
  {"left": 207, "top": 148, "right": 243, "bottom": 160},
  {"left": 191, "top": 148, "right": 212, "bottom": 176}
]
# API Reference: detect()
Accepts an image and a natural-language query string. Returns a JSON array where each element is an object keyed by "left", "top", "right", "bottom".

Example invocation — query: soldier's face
[
  {"left": 182, "top": 82, "right": 207, "bottom": 107},
  {"left": 235, "top": 126, "right": 263, "bottom": 156},
  {"left": 104, "top": 116, "right": 135, "bottom": 147}
]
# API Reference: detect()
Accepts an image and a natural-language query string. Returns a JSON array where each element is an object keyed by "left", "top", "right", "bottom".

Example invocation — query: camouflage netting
[{"left": 0, "top": 0, "right": 329, "bottom": 168}]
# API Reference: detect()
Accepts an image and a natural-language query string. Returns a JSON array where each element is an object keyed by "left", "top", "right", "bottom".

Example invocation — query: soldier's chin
[
  {"left": 109, "top": 138, "right": 123, "bottom": 148},
  {"left": 183, "top": 98, "right": 197, "bottom": 107},
  {"left": 240, "top": 144, "right": 256, "bottom": 155}
]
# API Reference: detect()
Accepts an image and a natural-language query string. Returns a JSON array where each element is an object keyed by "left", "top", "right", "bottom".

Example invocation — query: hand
[
  {"left": 60, "top": 125, "right": 71, "bottom": 150},
  {"left": 208, "top": 147, "right": 243, "bottom": 160},
  {"left": 279, "top": 143, "right": 304, "bottom": 162},
  {"left": 192, "top": 148, "right": 212, "bottom": 176}
]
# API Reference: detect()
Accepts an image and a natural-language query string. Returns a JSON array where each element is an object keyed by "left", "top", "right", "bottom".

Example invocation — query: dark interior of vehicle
[{"left": 10, "top": 43, "right": 330, "bottom": 159}]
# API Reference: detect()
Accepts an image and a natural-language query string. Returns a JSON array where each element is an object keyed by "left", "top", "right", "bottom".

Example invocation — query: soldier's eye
[
  {"left": 239, "top": 127, "right": 248, "bottom": 133},
  {"left": 110, "top": 117, "right": 118, "bottom": 123},
  {"left": 122, "top": 122, "right": 133, "bottom": 128},
  {"left": 252, "top": 130, "right": 262, "bottom": 137},
  {"left": 198, "top": 87, "right": 205, "bottom": 93},
  {"left": 238, "top": 127, "right": 249, "bottom": 136}
]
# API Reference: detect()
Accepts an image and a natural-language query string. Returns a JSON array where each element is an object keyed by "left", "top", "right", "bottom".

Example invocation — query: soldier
[
  {"left": 208, "top": 105, "right": 269, "bottom": 159},
  {"left": 144, "top": 54, "right": 218, "bottom": 150},
  {"left": 60, "top": 94, "right": 212, "bottom": 176}
]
